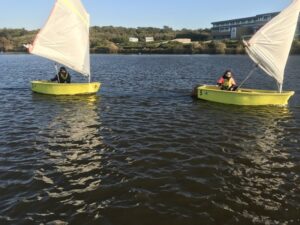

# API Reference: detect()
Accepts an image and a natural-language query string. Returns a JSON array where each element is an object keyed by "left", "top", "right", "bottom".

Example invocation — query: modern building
[{"left": 211, "top": 12, "right": 297, "bottom": 40}]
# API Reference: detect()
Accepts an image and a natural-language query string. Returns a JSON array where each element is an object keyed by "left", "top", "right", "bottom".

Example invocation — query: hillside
[{"left": 1, "top": 26, "right": 300, "bottom": 54}]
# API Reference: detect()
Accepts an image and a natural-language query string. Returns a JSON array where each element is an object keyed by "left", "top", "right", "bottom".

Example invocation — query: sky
[{"left": 0, "top": 0, "right": 291, "bottom": 30}]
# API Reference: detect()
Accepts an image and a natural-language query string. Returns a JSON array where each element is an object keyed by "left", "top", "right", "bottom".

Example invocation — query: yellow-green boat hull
[
  {"left": 194, "top": 85, "right": 294, "bottom": 106},
  {"left": 31, "top": 81, "right": 101, "bottom": 95}
]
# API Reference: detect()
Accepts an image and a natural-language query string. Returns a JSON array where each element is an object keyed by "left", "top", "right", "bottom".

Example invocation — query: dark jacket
[{"left": 51, "top": 72, "right": 71, "bottom": 83}]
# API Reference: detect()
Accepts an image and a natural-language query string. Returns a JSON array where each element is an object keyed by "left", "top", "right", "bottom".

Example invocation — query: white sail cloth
[
  {"left": 244, "top": 0, "right": 300, "bottom": 86},
  {"left": 27, "top": 0, "right": 90, "bottom": 76}
]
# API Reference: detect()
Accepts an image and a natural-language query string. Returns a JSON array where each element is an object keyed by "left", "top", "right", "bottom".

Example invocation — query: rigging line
[
  {"left": 54, "top": 63, "right": 60, "bottom": 83},
  {"left": 237, "top": 64, "right": 258, "bottom": 89}
]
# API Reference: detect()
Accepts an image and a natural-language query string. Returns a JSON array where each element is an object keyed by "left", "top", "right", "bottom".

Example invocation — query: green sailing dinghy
[{"left": 194, "top": 0, "right": 299, "bottom": 106}]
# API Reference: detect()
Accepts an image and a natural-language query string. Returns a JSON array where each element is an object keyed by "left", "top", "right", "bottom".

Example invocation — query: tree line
[{"left": 1, "top": 26, "right": 300, "bottom": 54}]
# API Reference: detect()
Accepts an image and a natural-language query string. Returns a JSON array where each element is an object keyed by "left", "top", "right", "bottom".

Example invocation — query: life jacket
[
  {"left": 59, "top": 72, "right": 69, "bottom": 81},
  {"left": 57, "top": 72, "right": 70, "bottom": 83},
  {"left": 222, "top": 77, "right": 236, "bottom": 90},
  {"left": 217, "top": 77, "right": 224, "bottom": 84}
]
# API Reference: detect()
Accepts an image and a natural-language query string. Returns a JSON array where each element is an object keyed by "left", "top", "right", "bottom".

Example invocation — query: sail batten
[
  {"left": 27, "top": 0, "right": 90, "bottom": 77},
  {"left": 245, "top": 0, "right": 300, "bottom": 87}
]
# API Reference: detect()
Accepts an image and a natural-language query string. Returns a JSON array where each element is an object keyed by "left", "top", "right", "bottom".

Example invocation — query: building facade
[
  {"left": 211, "top": 12, "right": 300, "bottom": 40},
  {"left": 171, "top": 38, "right": 192, "bottom": 44},
  {"left": 145, "top": 37, "right": 154, "bottom": 42},
  {"left": 129, "top": 37, "right": 139, "bottom": 43}
]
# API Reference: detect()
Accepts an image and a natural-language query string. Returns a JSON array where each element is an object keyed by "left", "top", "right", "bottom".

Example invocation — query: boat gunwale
[
  {"left": 31, "top": 81, "right": 100, "bottom": 86},
  {"left": 198, "top": 85, "right": 295, "bottom": 96}
]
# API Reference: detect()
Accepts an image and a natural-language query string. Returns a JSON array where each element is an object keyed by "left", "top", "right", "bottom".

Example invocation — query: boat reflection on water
[
  {"left": 218, "top": 106, "right": 297, "bottom": 224},
  {"left": 32, "top": 94, "right": 109, "bottom": 220}
]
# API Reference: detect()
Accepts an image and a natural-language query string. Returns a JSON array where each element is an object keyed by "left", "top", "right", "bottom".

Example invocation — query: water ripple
[{"left": 0, "top": 55, "right": 300, "bottom": 225}]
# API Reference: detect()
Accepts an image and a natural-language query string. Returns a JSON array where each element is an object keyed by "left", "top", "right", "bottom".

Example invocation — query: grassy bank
[{"left": 1, "top": 27, "right": 300, "bottom": 54}]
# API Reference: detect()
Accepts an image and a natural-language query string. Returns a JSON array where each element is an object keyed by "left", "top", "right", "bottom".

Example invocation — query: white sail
[
  {"left": 244, "top": 0, "right": 300, "bottom": 86},
  {"left": 27, "top": 0, "right": 90, "bottom": 76}
]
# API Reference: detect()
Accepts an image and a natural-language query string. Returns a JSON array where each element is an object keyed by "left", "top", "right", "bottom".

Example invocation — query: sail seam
[{"left": 60, "top": 0, "right": 89, "bottom": 27}]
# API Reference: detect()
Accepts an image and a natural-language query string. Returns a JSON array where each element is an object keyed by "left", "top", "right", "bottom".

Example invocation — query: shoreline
[{"left": 2, "top": 52, "right": 300, "bottom": 56}]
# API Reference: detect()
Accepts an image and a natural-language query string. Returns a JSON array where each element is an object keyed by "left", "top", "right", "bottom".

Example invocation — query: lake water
[{"left": 0, "top": 54, "right": 300, "bottom": 225}]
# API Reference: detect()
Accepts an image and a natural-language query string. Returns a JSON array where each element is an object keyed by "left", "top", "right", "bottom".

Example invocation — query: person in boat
[
  {"left": 51, "top": 66, "right": 71, "bottom": 83},
  {"left": 217, "top": 70, "right": 237, "bottom": 91}
]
